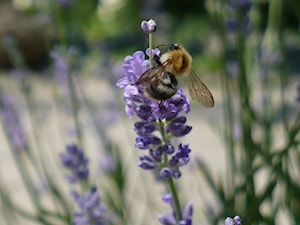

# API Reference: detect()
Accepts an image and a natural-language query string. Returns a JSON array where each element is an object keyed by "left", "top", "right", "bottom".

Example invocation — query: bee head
[{"left": 170, "top": 44, "right": 180, "bottom": 51}]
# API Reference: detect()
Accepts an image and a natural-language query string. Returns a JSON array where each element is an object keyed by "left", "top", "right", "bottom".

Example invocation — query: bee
[{"left": 135, "top": 44, "right": 214, "bottom": 107}]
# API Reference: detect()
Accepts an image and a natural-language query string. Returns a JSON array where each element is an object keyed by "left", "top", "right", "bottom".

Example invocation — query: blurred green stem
[
  {"left": 261, "top": 0, "right": 284, "bottom": 150},
  {"left": 64, "top": 54, "right": 83, "bottom": 146},
  {"left": 0, "top": 176, "right": 18, "bottom": 224},
  {"left": 237, "top": 12, "right": 256, "bottom": 217},
  {"left": 211, "top": 1, "right": 237, "bottom": 201},
  {"left": 216, "top": 16, "right": 237, "bottom": 197}
]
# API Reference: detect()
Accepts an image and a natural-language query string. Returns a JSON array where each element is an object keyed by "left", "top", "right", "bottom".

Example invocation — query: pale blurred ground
[{"left": 0, "top": 72, "right": 298, "bottom": 225}]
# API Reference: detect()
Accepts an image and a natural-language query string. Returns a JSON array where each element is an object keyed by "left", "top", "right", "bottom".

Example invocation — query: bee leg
[{"left": 157, "top": 100, "right": 163, "bottom": 107}]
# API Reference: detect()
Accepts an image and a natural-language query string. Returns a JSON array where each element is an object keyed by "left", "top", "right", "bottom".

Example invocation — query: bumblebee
[{"left": 136, "top": 44, "right": 214, "bottom": 107}]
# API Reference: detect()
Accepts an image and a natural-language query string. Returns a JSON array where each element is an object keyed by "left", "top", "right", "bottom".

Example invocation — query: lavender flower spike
[
  {"left": 118, "top": 19, "right": 194, "bottom": 225},
  {"left": 60, "top": 144, "right": 89, "bottom": 183},
  {"left": 116, "top": 45, "right": 192, "bottom": 178},
  {"left": 225, "top": 215, "right": 242, "bottom": 225}
]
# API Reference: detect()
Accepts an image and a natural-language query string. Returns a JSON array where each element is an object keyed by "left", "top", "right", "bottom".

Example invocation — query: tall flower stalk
[{"left": 117, "top": 19, "right": 193, "bottom": 224}]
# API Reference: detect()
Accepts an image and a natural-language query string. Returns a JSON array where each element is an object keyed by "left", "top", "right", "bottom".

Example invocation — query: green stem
[
  {"left": 158, "top": 119, "right": 168, "bottom": 165},
  {"left": 158, "top": 119, "right": 182, "bottom": 223},
  {"left": 167, "top": 177, "right": 182, "bottom": 222},
  {"left": 149, "top": 32, "right": 153, "bottom": 68}
]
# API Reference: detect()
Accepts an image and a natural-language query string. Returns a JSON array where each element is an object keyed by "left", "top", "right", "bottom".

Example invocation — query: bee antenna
[{"left": 155, "top": 43, "right": 172, "bottom": 49}]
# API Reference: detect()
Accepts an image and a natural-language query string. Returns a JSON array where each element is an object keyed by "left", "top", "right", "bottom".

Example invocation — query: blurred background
[
  {"left": 0, "top": 0, "right": 298, "bottom": 69},
  {"left": 0, "top": 0, "right": 299, "bottom": 225}
]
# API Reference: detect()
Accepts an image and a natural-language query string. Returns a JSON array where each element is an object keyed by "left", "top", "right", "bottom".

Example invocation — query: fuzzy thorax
[{"left": 160, "top": 46, "right": 192, "bottom": 76}]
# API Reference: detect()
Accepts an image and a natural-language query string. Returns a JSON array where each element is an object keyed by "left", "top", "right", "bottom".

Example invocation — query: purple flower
[
  {"left": 60, "top": 144, "right": 89, "bottom": 183},
  {"left": 141, "top": 19, "right": 157, "bottom": 33},
  {"left": 225, "top": 215, "right": 242, "bottom": 225},
  {"left": 117, "top": 48, "right": 192, "bottom": 178},
  {"left": 158, "top": 193, "right": 193, "bottom": 225},
  {"left": 160, "top": 167, "right": 172, "bottom": 178},
  {"left": 138, "top": 154, "right": 157, "bottom": 170},
  {"left": 71, "top": 187, "right": 108, "bottom": 225},
  {"left": 135, "top": 135, "right": 161, "bottom": 149},
  {"left": 169, "top": 144, "right": 191, "bottom": 167},
  {"left": 134, "top": 121, "right": 157, "bottom": 135},
  {"left": 167, "top": 117, "right": 192, "bottom": 137}
]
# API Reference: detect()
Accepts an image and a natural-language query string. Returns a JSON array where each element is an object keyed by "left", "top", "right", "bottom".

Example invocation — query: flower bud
[{"left": 141, "top": 19, "right": 157, "bottom": 34}]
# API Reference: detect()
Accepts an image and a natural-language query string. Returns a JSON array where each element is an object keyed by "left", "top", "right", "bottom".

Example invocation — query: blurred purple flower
[
  {"left": 225, "top": 215, "right": 242, "bottom": 225},
  {"left": 158, "top": 193, "right": 193, "bottom": 225},
  {"left": 234, "top": 122, "right": 242, "bottom": 140},
  {"left": 71, "top": 187, "right": 108, "bottom": 225},
  {"left": 260, "top": 50, "right": 282, "bottom": 66},
  {"left": 141, "top": 0, "right": 163, "bottom": 19},
  {"left": 297, "top": 84, "right": 300, "bottom": 102},
  {"left": 226, "top": 60, "right": 239, "bottom": 77},
  {"left": 225, "top": 0, "right": 252, "bottom": 33},
  {"left": 225, "top": 16, "right": 250, "bottom": 33},
  {"left": 0, "top": 93, "right": 28, "bottom": 151},
  {"left": 51, "top": 47, "right": 69, "bottom": 94},
  {"left": 112, "top": 61, "right": 124, "bottom": 79},
  {"left": 60, "top": 144, "right": 89, "bottom": 183},
  {"left": 34, "top": 176, "right": 50, "bottom": 195},
  {"left": 58, "top": 0, "right": 73, "bottom": 8},
  {"left": 51, "top": 46, "right": 79, "bottom": 94},
  {"left": 117, "top": 48, "right": 192, "bottom": 178},
  {"left": 228, "top": 0, "right": 252, "bottom": 12},
  {"left": 99, "top": 153, "right": 116, "bottom": 173}
]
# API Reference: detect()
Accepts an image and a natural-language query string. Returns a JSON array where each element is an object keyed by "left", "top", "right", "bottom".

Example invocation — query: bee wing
[
  {"left": 187, "top": 71, "right": 214, "bottom": 107},
  {"left": 136, "top": 65, "right": 166, "bottom": 86}
]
